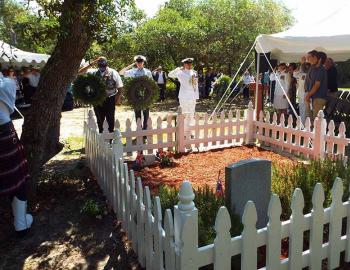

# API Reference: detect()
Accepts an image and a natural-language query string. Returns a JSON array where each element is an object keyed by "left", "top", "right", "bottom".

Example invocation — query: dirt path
[{"left": 0, "top": 139, "right": 142, "bottom": 270}]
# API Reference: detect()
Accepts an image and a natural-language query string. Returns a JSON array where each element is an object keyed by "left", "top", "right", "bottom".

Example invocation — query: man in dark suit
[
  {"left": 152, "top": 66, "right": 167, "bottom": 101},
  {"left": 325, "top": 58, "right": 338, "bottom": 97}
]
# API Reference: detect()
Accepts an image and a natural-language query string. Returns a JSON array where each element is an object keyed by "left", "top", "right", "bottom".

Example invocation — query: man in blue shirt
[{"left": 304, "top": 50, "right": 328, "bottom": 120}]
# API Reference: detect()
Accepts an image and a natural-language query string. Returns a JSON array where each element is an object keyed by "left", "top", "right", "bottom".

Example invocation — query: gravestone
[{"left": 225, "top": 159, "right": 271, "bottom": 229}]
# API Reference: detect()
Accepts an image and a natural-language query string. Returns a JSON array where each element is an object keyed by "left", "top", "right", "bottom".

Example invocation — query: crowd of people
[
  {"left": 0, "top": 65, "right": 41, "bottom": 107},
  {"left": 267, "top": 50, "right": 338, "bottom": 124}
]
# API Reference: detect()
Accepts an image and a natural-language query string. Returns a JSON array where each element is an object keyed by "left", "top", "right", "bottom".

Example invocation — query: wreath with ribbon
[
  {"left": 124, "top": 76, "right": 158, "bottom": 110},
  {"left": 72, "top": 73, "right": 107, "bottom": 106}
]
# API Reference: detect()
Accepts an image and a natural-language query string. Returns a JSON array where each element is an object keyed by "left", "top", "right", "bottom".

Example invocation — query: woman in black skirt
[{"left": 0, "top": 77, "right": 33, "bottom": 236}]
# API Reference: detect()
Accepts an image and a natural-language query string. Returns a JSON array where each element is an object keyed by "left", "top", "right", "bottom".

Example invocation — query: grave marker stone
[{"left": 225, "top": 158, "right": 271, "bottom": 229}]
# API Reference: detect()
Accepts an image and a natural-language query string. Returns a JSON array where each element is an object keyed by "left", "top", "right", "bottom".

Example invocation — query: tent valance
[{"left": 0, "top": 41, "right": 50, "bottom": 67}]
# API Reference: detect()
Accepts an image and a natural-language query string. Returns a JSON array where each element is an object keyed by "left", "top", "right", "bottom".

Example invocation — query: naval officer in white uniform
[{"left": 168, "top": 58, "right": 199, "bottom": 138}]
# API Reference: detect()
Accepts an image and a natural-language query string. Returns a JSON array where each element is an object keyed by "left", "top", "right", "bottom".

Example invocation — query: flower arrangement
[
  {"left": 215, "top": 170, "right": 224, "bottom": 197},
  {"left": 132, "top": 151, "right": 145, "bottom": 171},
  {"left": 156, "top": 150, "right": 175, "bottom": 167}
]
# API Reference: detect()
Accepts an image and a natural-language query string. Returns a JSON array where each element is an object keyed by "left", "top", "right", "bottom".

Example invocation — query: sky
[{"left": 135, "top": 0, "right": 349, "bottom": 27}]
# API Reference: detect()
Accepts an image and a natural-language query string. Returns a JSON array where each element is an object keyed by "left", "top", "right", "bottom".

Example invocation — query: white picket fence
[
  {"left": 84, "top": 120, "right": 350, "bottom": 269},
  {"left": 90, "top": 102, "right": 349, "bottom": 161},
  {"left": 255, "top": 109, "right": 349, "bottom": 160}
]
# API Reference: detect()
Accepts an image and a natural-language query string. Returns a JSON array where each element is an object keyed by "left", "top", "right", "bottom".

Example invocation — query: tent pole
[{"left": 255, "top": 53, "right": 261, "bottom": 119}]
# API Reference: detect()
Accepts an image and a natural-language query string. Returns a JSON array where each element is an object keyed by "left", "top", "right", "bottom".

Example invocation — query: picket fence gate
[
  {"left": 92, "top": 102, "right": 349, "bottom": 161},
  {"left": 84, "top": 118, "right": 350, "bottom": 270}
]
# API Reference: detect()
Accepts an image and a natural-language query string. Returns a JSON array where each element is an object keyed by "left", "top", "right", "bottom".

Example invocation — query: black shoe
[{"left": 16, "top": 228, "right": 31, "bottom": 238}]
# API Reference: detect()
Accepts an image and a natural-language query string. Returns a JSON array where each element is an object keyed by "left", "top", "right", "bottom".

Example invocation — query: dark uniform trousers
[
  {"left": 94, "top": 95, "right": 116, "bottom": 133},
  {"left": 134, "top": 109, "right": 150, "bottom": 130}
]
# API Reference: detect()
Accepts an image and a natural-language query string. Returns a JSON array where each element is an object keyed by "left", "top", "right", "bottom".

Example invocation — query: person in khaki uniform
[{"left": 304, "top": 50, "right": 328, "bottom": 121}]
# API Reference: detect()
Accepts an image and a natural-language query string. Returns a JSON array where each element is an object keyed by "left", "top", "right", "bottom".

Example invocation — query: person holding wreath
[
  {"left": 78, "top": 57, "right": 123, "bottom": 133},
  {"left": 168, "top": 58, "right": 199, "bottom": 139},
  {"left": 120, "top": 55, "right": 153, "bottom": 130}
]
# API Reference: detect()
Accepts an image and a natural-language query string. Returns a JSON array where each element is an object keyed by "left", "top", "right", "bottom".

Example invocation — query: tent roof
[
  {"left": 255, "top": 3, "right": 350, "bottom": 62},
  {"left": 0, "top": 41, "right": 50, "bottom": 67}
]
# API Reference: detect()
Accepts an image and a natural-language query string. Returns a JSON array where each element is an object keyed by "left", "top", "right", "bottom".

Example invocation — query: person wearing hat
[
  {"left": 0, "top": 76, "right": 33, "bottom": 236},
  {"left": 79, "top": 56, "right": 124, "bottom": 133},
  {"left": 168, "top": 58, "right": 199, "bottom": 138},
  {"left": 152, "top": 66, "right": 167, "bottom": 102},
  {"left": 120, "top": 55, "right": 153, "bottom": 130}
]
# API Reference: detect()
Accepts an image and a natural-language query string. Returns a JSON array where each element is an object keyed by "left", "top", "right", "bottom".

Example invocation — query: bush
[
  {"left": 80, "top": 199, "right": 104, "bottom": 216},
  {"left": 272, "top": 158, "right": 350, "bottom": 219},
  {"left": 156, "top": 185, "right": 242, "bottom": 246},
  {"left": 155, "top": 158, "right": 350, "bottom": 245}
]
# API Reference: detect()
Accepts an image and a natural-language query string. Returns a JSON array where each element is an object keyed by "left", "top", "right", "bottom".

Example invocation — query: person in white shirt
[
  {"left": 120, "top": 55, "right": 153, "bottom": 130},
  {"left": 269, "top": 68, "right": 276, "bottom": 104},
  {"left": 295, "top": 61, "right": 311, "bottom": 125},
  {"left": 0, "top": 77, "right": 33, "bottom": 237},
  {"left": 242, "top": 70, "right": 252, "bottom": 100},
  {"left": 79, "top": 57, "right": 124, "bottom": 133},
  {"left": 168, "top": 58, "right": 199, "bottom": 139},
  {"left": 152, "top": 66, "right": 167, "bottom": 102},
  {"left": 28, "top": 67, "right": 40, "bottom": 88},
  {"left": 273, "top": 63, "right": 290, "bottom": 120}
]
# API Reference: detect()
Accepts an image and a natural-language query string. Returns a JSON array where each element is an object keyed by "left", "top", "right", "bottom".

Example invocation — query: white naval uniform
[
  {"left": 168, "top": 67, "right": 199, "bottom": 137},
  {"left": 273, "top": 70, "right": 290, "bottom": 110}
]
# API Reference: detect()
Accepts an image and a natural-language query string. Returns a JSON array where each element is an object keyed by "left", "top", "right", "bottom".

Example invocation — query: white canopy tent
[
  {"left": 0, "top": 41, "right": 50, "bottom": 67},
  {"left": 255, "top": 2, "right": 350, "bottom": 62}
]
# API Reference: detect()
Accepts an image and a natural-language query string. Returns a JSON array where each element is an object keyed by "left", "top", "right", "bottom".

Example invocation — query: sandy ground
[{"left": 13, "top": 105, "right": 177, "bottom": 139}]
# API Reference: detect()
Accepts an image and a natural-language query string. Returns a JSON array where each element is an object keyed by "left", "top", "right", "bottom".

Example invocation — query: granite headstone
[{"left": 225, "top": 158, "right": 271, "bottom": 229}]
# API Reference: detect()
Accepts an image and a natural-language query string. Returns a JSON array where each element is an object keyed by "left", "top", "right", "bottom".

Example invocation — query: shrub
[
  {"left": 81, "top": 199, "right": 104, "bottom": 216},
  {"left": 156, "top": 185, "right": 242, "bottom": 246},
  {"left": 272, "top": 158, "right": 350, "bottom": 219}
]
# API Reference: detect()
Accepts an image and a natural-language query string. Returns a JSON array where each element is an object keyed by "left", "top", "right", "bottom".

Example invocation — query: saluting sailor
[
  {"left": 120, "top": 55, "right": 153, "bottom": 130},
  {"left": 168, "top": 58, "right": 199, "bottom": 138},
  {"left": 79, "top": 56, "right": 124, "bottom": 133}
]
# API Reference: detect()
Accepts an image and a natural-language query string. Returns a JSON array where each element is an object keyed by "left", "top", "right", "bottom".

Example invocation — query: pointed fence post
[
  {"left": 241, "top": 201, "right": 258, "bottom": 270},
  {"left": 214, "top": 207, "right": 232, "bottom": 270},
  {"left": 310, "top": 183, "right": 325, "bottom": 270},
  {"left": 176, "top": 108, "right": 186, "bottom": 153},
  {"left": 87, "top": 110, "right": 97, "bottom": 130},
  {"left": 289, "top": 188, "right": 304, "bottom": 270},
  {"left": 266, "top": 194, "right": 282, "bottom": 270},
  {"left": 174, "top": 181, "right": 198, "bottom": 270},
  {"left": 244, "top": 101, "right": 255, "bottom": 145},
  {"left": 112, "top": 129, "right": 123, "bottom": 162},
  {"left": 313, "top": 110, "right": 327, "bottom": 159}
]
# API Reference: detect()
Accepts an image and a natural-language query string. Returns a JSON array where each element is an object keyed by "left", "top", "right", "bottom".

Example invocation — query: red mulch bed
[{"left": 134, "top": 145, "right": 296, "bottom": 191}]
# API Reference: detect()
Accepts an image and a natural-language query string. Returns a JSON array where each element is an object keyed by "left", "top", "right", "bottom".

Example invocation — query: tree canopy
[{"left": 96, "top": 0, "right": 293, "bottom": 72}]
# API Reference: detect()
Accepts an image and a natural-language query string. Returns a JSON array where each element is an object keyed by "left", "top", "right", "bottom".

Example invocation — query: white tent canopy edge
[
  {"left": 0, "top": 41, "right": 50, "bottom": 67},
  {"left": 255, "top": 2, "right": 350, "bottom": 62}
]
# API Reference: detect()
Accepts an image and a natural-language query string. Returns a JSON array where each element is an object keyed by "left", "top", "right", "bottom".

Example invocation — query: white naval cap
[
  {"left": 181, "top": 58, "right": 194, "bottom": 64},
  {"left": 134, "top": 55, "right": 147, "bottom": 61}
]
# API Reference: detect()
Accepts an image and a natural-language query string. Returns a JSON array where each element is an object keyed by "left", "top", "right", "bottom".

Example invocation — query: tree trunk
[{"left": 21, "top": 0, "right": 91, "bottom": 197}]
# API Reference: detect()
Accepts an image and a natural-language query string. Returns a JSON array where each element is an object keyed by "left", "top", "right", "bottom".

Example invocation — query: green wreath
[
  {"left": 72, "top": 73, "right": 107, "bottom": 106},
  {"left": 124, "top": 76, "right": 158, "bottom": 110}
]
